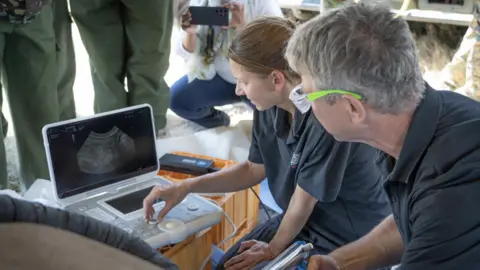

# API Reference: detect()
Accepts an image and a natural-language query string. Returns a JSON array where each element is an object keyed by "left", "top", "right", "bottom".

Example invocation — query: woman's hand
[
  {"left": 223, "top": 2, "right": 245, "bottom": 29},
  {"left": 181, "top": 11, "right": 197, "bottom": 34},
  {"left": 224, "top": 240, "right": 277, "bottom": 270}
]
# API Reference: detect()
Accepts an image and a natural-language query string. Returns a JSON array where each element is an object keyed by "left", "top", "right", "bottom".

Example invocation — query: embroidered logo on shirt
[{"left": 290, "top": 153, "right": 301, "bottom": 169}]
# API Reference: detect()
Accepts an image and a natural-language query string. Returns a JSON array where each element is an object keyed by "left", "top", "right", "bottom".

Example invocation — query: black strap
[{"left": 205, "top": 25, "right": 214, "bottom": 57}]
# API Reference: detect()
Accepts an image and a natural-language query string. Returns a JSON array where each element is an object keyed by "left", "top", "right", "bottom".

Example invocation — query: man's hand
[
  {"left": 308, "top": 255, "right": 341, "bottom": 270},
  {"left": 224, "top": 240, "right": 276, "bottom": 270}
]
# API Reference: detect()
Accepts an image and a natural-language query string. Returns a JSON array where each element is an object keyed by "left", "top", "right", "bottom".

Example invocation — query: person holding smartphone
[{"left": 170, "top": 0, "right": 283, "bottom": 129}]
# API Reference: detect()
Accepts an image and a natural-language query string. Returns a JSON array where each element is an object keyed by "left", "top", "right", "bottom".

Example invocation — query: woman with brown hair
[
  {"left": 218, "top": 16, "right": 391, "bottom": 270},
  {"left": 142, "top": 16, "right": 390, "bottom": 270}
]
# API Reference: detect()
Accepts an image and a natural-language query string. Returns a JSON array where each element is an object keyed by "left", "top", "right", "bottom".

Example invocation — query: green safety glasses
[
  {"left": 306, "top": 89, "right": 363, "bottom": 102},
  {"left": 290, "top": 86, "right": 364, "bottom": 114}
]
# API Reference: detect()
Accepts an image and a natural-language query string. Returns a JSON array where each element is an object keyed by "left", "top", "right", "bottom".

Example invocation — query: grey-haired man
[{"left": 285, "top": 1, "right": 480, "bottom": 270}]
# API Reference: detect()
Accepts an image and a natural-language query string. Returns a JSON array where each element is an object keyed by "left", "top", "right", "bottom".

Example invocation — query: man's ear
[
  {"left": 271, "top": 71, "right": 286, "bottom": 92},
  {"left": 342, "top": 95, "right": 366, "bottom": 125}
]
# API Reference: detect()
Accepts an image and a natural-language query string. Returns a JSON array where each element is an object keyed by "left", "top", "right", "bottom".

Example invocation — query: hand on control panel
[{"left": 142, "top": 182, "right": 189, "bottom": 222}]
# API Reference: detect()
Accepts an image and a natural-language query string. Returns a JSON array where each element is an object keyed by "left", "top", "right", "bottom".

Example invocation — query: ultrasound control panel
[{"left": 64, "top": 177, "right": 223, "bottom": 248}]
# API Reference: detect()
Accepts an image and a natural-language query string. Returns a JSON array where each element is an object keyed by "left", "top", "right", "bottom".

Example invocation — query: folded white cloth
[{"left": 0, "top": 189, "right": 62, "bottom": 209}]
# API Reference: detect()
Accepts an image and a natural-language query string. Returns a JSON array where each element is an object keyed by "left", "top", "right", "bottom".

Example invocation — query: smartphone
[{"left": 188, "top": 6, "right": 229, "bottom": 26}]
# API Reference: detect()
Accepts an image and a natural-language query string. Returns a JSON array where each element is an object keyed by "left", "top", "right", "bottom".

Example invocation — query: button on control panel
[
  {"left": 187, "top": 204, "right": 199, "bottom": 211},
  {"left": 158, "top": 219, "right": 185, "bottom": 231}
]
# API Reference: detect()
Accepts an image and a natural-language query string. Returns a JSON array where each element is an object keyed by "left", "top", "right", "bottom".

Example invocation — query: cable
[
  {"left": 249, "top": 187, "right": 271, "bottom": 220},
  {"left": 198, "top": 188, "right": 271, "bottom": 269},
  {"left": 394, "top": 0, "right": 413, "bottom": 18},
  {"left": 199, "top": 198, "right": 237, "bottom": 270}
]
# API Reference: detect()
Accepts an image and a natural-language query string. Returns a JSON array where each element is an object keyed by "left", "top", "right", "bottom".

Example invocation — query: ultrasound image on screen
[
  {"left": 105, "top": 186, "right": 163, "bottom": 215},
  {"left": 46, "top": 106, "right": 158, "bottom": 199},
  {"left": 428, "top": 0, "right": 464, "bottom": 5},
  {"left": 77, "top": 126, "right": 136, "bottom": 174}
]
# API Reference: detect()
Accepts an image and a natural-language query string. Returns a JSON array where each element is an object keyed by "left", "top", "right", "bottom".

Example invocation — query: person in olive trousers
[
  {"left": 53, "top": 0, "right": 77, "bottom": 121},
  {"left": 70, "top": 0, "right": 174, "bottom": 130},
  {"left": 0, "top": 0, "right": 76, "bottom": 139},
  {"left": 0, "top": 92, "right": 7, "bottom": 138},
  {"left": 0, "top": 1, "right": 58, "bottom": 191}
]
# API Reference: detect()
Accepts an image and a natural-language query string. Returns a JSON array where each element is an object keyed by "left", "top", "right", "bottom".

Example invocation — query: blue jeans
[{"left": 170, "top": 75, "right": 243, "bottom": 128}]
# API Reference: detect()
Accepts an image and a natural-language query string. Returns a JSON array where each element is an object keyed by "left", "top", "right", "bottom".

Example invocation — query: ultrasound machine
[{"left": 41, "top": 104, "right": 224, "bottom": 249}]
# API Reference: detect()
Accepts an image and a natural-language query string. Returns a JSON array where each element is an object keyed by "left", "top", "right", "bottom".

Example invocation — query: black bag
[{"left": 0, "top": 0, "right": 45, "bottom": 24}]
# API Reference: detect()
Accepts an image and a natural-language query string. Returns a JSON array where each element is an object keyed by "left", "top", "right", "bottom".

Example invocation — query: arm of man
[
  {"left": 268, "top": 185, "right": 318, "bottom": 254},
  {"left": 329, "top": 172, "right": 480, "bottom": 270},
  {"left": 310, "top": 215, "right": 404, "bottom": 270},
  {"left": 0, "top": 195, "right": 178, "bottom": 270}
]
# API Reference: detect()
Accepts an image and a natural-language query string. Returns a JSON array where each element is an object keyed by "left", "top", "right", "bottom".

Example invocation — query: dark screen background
[
  {"left": 105, "top": 186, "right": 164, "bottom": 215},
  {"left": 46, "top": 107, "right": 158, "bottom": 198},
  {"left": 427, "top": 0, "right": 464, "bottom": 5}
]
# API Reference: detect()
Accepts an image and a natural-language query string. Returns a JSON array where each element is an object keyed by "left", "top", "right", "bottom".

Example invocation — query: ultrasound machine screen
[{"left": 45, "top": 106, "right": 158, "bottom": 199}]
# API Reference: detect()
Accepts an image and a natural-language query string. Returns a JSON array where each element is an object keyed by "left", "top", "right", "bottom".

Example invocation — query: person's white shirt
[{"left": 174, "top": 0, "right": 284, "bottom": 84}]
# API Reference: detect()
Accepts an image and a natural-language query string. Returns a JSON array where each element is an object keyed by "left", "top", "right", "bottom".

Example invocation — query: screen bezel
[{"left": 42, "top": 104, "right": 159, "bottom": 204}]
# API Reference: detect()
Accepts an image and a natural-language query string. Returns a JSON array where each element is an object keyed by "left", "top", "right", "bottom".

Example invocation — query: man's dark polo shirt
[
  {"left": 379, "top": 85, "right": 480, "bottom": 269},
  {"left": 248, "top": 106, "right": 391, "bottom": 253}
]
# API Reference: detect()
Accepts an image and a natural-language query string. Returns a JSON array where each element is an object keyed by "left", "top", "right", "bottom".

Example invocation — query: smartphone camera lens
[{"left": 217, "top": 9, "right": 226, "bottom": 16}]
